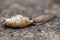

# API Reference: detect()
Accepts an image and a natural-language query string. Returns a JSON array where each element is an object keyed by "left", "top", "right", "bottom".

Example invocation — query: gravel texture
[{"left": 0, "top": 0, "right": 60, "bottom": 40}]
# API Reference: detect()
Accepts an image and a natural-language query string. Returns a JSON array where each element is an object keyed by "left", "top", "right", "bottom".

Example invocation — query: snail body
[{"left": 31, "top": 13, "right": 56, "bottom": 25}]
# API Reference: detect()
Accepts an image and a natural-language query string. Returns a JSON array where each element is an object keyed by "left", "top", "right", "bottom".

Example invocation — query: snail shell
[
  {"left": 3, "top": 15, "right": 33, "bottom": 28},
  {"left": 31, "top": 13, "right": 56, "bottom": 25}
]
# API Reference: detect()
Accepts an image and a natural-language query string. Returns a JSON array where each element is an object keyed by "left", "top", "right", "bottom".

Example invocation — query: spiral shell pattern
[{"left": 3, "top": 15, "right": 33, "bottom": 27}]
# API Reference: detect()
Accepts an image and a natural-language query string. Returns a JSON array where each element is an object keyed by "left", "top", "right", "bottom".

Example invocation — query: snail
[
  {"left": 3, "top": 13, "right": 56, "bottom": 28},
  {"left": 31, "top": 13, "right": 56, "bottom": 25},
  {"left": 3, "top": 15, "right": 33, "bottom": 28}
]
